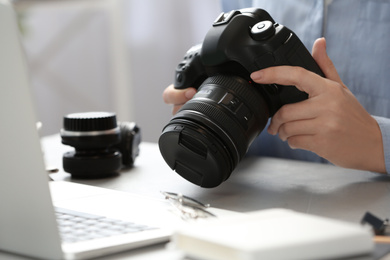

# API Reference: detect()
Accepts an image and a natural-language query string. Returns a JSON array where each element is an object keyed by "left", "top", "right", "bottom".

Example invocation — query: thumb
[{"left": 312, "top": 38, "right": 343, "bottom": 84}]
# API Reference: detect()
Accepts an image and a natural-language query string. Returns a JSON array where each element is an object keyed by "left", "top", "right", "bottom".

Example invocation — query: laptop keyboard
[{"left": 55, "top": 207, "right": 158, "bottom": 243}]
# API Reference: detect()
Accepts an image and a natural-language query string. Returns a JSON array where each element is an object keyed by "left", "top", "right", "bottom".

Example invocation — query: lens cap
[{"left": 159, "top": 123, "right": 233, "bottom": 188}]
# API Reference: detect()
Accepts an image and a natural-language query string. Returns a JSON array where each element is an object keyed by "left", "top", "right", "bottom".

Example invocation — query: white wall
[
  {"left": 16, "top": 0, "right": 221, "bottom": 142},
  {"left": 123, "top": 0, "right": 222, "bottom": 142}
]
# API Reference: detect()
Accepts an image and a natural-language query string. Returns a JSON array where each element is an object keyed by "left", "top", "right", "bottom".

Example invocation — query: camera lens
[{"left": 159, "top": 75, "right": 269, "bottom": 187}]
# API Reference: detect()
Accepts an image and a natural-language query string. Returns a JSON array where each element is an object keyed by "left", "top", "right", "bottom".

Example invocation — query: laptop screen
[{"left": 0, "top": 1, "right": 64, "bottom": 258}]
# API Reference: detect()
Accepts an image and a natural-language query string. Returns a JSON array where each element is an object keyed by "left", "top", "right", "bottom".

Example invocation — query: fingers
[
  {"left": 250, "top": 37, "right": 347, "bottom": 97},
  {"left": 172, "top": 104, "right": 183, "bottom": 115},
  {"left": 163, "top": 85, "right": 197, "bottom": 114},
  {"left": 251, "top": 66, "right": 327, "bottom": 97},
  {"left": 286, "top": 135, "right": 317, "bottom": 151},
  {"left": 162, "top": 85, "right": 196, "bottom": 105},
  {"left": 267, "top": 98, "right": 320, "bottom": 135},
  {"left": 276, "top": 118, "right": 316, "bottom": 142},
  {"left": 245, "top": 38, "right": 386, "bottom": 173},
  {"left": 311, "top": 38, "right": 344, "bottom": 86}
]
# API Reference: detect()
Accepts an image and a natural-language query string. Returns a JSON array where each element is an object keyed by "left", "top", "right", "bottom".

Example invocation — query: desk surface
[
  {"left": 38, "top": 135, "right": 390, "bottom": 259},
  {"left": 43, "top": 135, "right": 390, "bottom": 223}
]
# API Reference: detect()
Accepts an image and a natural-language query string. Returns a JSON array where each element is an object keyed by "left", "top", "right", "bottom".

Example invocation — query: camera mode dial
[{"left": 251, "top": 20, "right": 275, "bottom": 41}]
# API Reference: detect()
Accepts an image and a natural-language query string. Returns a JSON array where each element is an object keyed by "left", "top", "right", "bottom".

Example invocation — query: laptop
[{"left": 0, "top": 1, "right": 173, "bottom": 259}]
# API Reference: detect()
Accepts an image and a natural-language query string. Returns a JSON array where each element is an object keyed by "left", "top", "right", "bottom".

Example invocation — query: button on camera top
[{"left": 251, "top": 20, "right": 275, "bottom": 41}]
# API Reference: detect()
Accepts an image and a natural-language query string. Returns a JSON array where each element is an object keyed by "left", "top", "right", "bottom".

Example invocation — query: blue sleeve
[
  {"left": 220, "top": 0, "right": 254, "bottom": 12},
  {"left": 374, "top": 116, "right": 390, "bottom": 174}
]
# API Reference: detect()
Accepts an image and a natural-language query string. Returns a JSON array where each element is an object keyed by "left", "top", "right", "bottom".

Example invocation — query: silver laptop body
[{"left": 0, "top": 1, "right": 171, "bottom": 259}]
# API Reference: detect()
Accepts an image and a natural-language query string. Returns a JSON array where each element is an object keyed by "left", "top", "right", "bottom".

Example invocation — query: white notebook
[{"left": 173, "top": 208, "right": 374, "bottom": 260}]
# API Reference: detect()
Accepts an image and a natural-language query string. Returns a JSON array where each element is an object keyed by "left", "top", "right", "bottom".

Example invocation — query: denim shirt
[{"left": 221, "top": 0, "right": 390, "bottom": 173}]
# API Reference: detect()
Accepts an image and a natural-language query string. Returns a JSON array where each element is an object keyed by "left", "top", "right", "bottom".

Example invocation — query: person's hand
[
  {"left": 250, "top": 38, "right": 386, "bottom": 173},
  {"left": 162, "top": 84, "right": 197, "bottom": 115}
]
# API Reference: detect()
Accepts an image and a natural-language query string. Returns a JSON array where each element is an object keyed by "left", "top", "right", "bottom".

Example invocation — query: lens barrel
[{"left": 159, "top": 75, "right": 269, "bottom": 187}]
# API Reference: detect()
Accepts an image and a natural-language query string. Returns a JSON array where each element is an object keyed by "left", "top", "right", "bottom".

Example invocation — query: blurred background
[{"left": 13, "top": 0, "right": 222, "bottom": 142}]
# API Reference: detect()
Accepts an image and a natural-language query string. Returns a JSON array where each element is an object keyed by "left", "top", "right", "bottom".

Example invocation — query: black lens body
[{"left": 159, "top": 8, "right": 324, "bottom": 188}]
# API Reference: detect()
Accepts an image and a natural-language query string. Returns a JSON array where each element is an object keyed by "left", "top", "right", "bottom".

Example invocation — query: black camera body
[
  {"left": 159, "top": 8, "right": 324, "bottom": 188},
  {"left": 61, "top": 112, "right": 141, "bottom": 178}
]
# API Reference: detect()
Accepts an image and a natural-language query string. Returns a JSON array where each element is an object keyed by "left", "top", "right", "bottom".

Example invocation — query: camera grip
[{"left": 256, "top": 30, "right": 324, "bottom": 115}]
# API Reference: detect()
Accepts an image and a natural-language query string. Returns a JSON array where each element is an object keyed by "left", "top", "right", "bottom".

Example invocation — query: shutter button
[{"left": 251, "top": 21, "right": 275, "bottom": 41}]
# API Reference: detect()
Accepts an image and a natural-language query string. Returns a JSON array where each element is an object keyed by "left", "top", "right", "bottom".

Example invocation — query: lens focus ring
[{"left": 175, "top": 100, "right": 248, "bottom": 158}]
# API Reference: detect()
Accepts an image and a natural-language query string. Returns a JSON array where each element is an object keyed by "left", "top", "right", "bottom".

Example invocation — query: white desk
[
  {"left": 4, "top": 134, "right": 389, "bottom": 260},
  {"left": 43, "top": 135, "right": 390, "bottom": 224}
]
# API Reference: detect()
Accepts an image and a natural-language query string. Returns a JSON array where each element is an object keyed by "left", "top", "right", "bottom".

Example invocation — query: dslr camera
[
  {"left": 159, "top": 8, "right": 324, "bottom": 188},
  {"left": 61, "top": 112, "right": 141, "bottom": 178}
]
